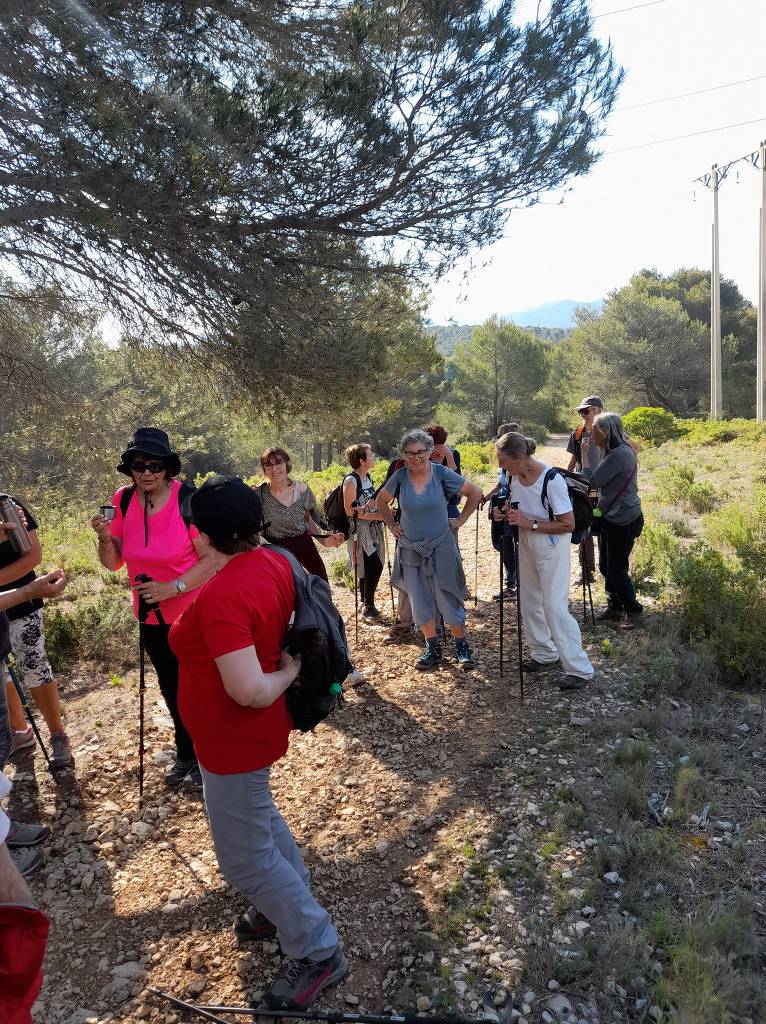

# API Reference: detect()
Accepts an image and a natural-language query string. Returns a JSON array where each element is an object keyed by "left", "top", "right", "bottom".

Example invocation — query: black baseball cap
[
  {"left": 576, "top": 396, "right": 604, "bottom": 413},
  {"left": 191, "top": 474, "right": 263, "bottom": 539}
]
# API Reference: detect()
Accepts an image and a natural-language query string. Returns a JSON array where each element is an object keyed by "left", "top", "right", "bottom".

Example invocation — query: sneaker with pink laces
[{"left": 10, "top": 727, "right": 34, "bottom": 756}]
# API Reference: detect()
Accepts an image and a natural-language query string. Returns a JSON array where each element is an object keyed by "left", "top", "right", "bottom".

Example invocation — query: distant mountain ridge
[{"left": 506, "top": 298, "right": 602, "bottom": 329}]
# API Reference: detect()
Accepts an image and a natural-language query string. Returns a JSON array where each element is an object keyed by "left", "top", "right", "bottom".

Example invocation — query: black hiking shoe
[
  {"left": 596, "top": 606, "right": 623, "bottom": 622},
  {"left": 362, "top": 604, "right": 381, "bottom": 620},
  {"left": 234, "top": 907, "right": 278, "bottom": 942},
  {"left": 181, "top": 763, "right": 203, "bottom": 792},
  {"left": 165, "top": 757, "right": 197, "bottom": 788},
  {"left": 264, "top": 947, "right": 349, "bottom": 1010},
  {"left": 521, "top": 657, "right": 560, "bottom": 673},
  {"left": 559, "top": 674, "right": 588, "bottom": 690},
  {"left": 455, "top": 639, "right": 477, "bottom": 671},
  {"left": 492, "top": 586, "right": 517, "bottom": 601},
  {"left": 415, "top": 638, "right": 443, "bottom": 671}
]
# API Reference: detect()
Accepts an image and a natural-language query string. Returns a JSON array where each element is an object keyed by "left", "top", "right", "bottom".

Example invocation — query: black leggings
[
  {"left": 140, "top": 622, "right": 196, "bottom": 763},
  {"left": 598, "top": 514, "right": 644, "bottom": 614},
  {"left": 361, "top": 552, "right": 384, "bottom": 608}
]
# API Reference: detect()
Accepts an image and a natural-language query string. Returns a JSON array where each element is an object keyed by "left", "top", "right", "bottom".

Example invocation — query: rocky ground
[{"left": 7, "top": 443, "right": 765, "bottom": 1024}]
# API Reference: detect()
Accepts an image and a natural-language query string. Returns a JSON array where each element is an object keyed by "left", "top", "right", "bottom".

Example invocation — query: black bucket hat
[
  {"left": 191, "top": 474, "right": 263, "bottom": 539},
  {"left": 117, "top": 427, "right": 182, "bottom": 477}
]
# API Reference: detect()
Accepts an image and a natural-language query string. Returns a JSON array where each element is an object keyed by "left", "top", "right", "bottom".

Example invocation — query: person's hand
[
  {"left": 28, "top": 569, "right": 67, "bottom": 600},
  {"left": 0, "top": 521, "right": 18, "bottom": 543},
  {"left": 133, "top": 579, "right": 176, "bottom": 605},
  {"left": 279, "top": 649, "right": 302, "bottom": 683},
  {"left": 389, "top": 523, "right": 403, "bottom": 540},
  {"left": 91, "top": 514, "right": 113, "bottom": 541},
  {"left": 492, "top": 503, "right": 508, "bottom": 522},
  {"left": 506, "top": 508, "right": 533, "bottom": 530},
  {"left": 479, "top": 495, "right": 488, "bottom": 510}
]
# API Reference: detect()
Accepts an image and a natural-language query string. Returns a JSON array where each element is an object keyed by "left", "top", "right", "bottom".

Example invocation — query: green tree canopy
[
  {"left": 570, "top": 278, "right": 708, "bottom": 416},
  {"left": 0, "top": 1, "right": 621, "bottom": 408},
  {"left": 445, "top": 317, "right": 550, "bottom": 438}
]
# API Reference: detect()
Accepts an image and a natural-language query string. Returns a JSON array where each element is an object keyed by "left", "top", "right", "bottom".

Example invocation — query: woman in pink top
[{"left": 91, "top": 428, "right": 220, "bottom": 791}]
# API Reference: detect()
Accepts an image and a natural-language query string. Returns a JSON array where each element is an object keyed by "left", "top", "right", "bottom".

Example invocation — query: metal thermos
[{"left": 0, "top": 494, "right": 32, "bottom": 554}]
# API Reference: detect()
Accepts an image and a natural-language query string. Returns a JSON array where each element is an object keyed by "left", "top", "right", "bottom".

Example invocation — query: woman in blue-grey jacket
[{"left": 376, "top": 429, "right": 482, "bottom": 671}]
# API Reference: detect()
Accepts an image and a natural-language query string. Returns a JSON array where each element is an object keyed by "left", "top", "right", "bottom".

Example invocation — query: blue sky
[{"left": 426, "top": 0, "right": 766, "bottom": 324}]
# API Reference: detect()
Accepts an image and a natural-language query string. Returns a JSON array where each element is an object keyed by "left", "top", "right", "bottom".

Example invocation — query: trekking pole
[
  {"left": 352, "top": 512, "right": 359, "bottom": 644},
  {"left": 499, "top": 533, "right": 505, "bottom": 678},
  {"left": 383, "top": 526, "right": 395, "bottom": 616},
  {"left": 586, "top": 574, "right": 596, "bottom": 626},
  {"left": 473, "top": 508, "right": 479, "bottom": 608},
  {"left": 510, "top": 502, "right": 524, "bottom": 702},
  {"left": 149, "top": 987, "right": 509, "bottom": 1024},
  {"left": 5, "top": 658, "right": 56, "bottom": 775},
  {"left": 581, "top": 545, "right": 587, "bottom": 627}
]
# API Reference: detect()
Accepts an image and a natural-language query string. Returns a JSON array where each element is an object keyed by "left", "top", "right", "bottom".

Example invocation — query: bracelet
[{"left": 24, "top": 585, "right": 33, "bottom": 603}]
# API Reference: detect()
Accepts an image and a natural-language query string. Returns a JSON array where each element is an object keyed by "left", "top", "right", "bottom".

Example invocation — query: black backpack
[
  {"left": 269, "top": 544, "right": 352, "bottom": 732},
  {"left": 540, "top": 468, "right": 593, "bottom": 544},
  {"left": 119, "top": 481, "right": 195, "bottom": 527},
  {"left": 323, "top": 473, "right": 362, "bottom": 539}
]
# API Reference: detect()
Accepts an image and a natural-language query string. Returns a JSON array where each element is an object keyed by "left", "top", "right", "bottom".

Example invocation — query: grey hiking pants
[{"left": 200, "top": 764, "right": 338, "bottom": 961}]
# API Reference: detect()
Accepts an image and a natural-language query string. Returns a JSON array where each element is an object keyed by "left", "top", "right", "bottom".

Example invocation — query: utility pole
[
  {"left": 758, "top": 141, "right": 766, "bottom": 423},
  {"left": 710, "top": 164, "right": 723, "bottom": 418}
]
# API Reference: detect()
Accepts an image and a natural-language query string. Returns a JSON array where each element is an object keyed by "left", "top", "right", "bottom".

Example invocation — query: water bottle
[{"left": 0, "top": 495, "right": 32, "bottom": 554}]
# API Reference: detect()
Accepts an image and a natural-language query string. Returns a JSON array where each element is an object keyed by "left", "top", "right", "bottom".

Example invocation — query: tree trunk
[
  {"left": 312, "top": 442, "right": 322, "bottom": 471},
  {"left": 326, "top": 440, "right": 333, "bottom": 467}
]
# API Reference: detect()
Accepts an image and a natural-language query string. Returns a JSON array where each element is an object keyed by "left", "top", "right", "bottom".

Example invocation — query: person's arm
[
  {"left": 506, "top": 507, "right": 575, "bottom": 534},
  {"left": 452, "top": 480, "right": 482, "bottom": 528},
  {"left": 376, "top": 485, "right": 402, "bottom": 539},
  {"left": 0, "top": 570, "right": 67, "bottom": 614},
  {"left": 133, "top": 536, "right": 225, "bottom": 604},
  {"left": 342, "top": 476, "right": 364, "bottom": 519},
  {"left": 588, "top": 449, "right": 621, "bottom": 489},
  {"left": 301, "top": 484, "right": 343, "bottom": 547},
  {"left": 0, "top": 531, "right": 42, "bottom": 587},
  {"left": 566, "top": 453, "right": 577, "bottom": 472},
  {"left": 91, "top": 513, "right": 124, "bottom": 570},
  {"left": 215, "top": 646, "right": 301, "bottom": 708}
]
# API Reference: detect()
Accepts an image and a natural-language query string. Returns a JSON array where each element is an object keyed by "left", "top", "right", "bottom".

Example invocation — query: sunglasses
[
  {"left": 263, "top": 458, "right": 284, "bottom": 468},
  {"left": 404, "top": 449, "right": 430, "bottom": 460},
  {"left": 129, "top": 460, "right": 166, "bottom": 474}
]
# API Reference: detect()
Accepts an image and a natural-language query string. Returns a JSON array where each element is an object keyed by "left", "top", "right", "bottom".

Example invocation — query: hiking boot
[
  {"left": 361, "top": 605, "right": 380, "bottom": 620},
  {"left": 383, "top": 625, "right": 417, "bottom": 645},
  {"left": 596, "top": 606, "right": 623, "bottom": 622},
  {"left": 265, "top": 947, "right": 349, "bottom": 1010},
  {"left": 181, "top": 763, "right": 203, "bottom": 792},
  {"left": 455, "top": 639, "right": 477, "bottom": 671},
  {"left": 415, "top": 638, "right": 442, "bottom": 671},
  {"left": 521, "top": 657, "right": 560, "bottom": 673},
  {"left": 559, "top": 674, "right": 588, "bottom": 690},
  {"left": 11, "top": 845, "right": 45, "bottom": 879},
  {"left": 6, "top": 821, "right": 50, "bottom": 848},
  {"left": 234, "top": 907, "right": 278, "bottom": 942},
  {"left": 165, "top": 757, "right": 197, "bottom": 787},
  {"left": 617, "top": 609, "right": 644, "bottom": 630},
  {"left": 492, "top": 586, "right": 517, "bottom": 601},
  {"left": 10, "top": 727, "right": 34, "bottom": 755},
  {"left": 50, "top": 731, "right": 73, "bottom": 769}
]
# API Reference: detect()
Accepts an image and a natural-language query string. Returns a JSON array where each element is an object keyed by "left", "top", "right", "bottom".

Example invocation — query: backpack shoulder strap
[
  {"left": 119, "top": 484, "right": 136, "bottom": 517},
  {"left": 432, "top": 461, "right": 454, "bottom": 502},
  {"left": 540, "top": 468, "right": 559, "bottom": 522},
  {"left": 177, "top": 481, "right": 196, "bottom": 529}
]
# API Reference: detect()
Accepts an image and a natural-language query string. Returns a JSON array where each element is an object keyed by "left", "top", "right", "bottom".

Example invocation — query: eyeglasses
[
  {"left": 263, "top": 458, "right": 284, "bottom": 468},
  {"left": 404, "top": 449, "right": 430, "bottom": 460},
  {"left": 129, "top": 460, "right": 166, "bottom": 474}
]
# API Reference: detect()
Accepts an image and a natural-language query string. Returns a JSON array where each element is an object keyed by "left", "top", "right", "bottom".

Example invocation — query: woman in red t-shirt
[
  {"left": 169, "top": 475, "right": 347, "bottom": 1011},
  {"left": 91, "top": 428, "right": 221, "bottom": 791}
]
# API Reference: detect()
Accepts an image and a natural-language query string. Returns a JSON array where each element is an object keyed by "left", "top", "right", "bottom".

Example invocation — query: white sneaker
[{"left": 345, "top": 670, "right": 366, "bottom": 689}]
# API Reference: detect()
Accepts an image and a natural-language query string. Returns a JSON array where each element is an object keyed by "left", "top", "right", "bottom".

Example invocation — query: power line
[
  {"left": 593, "top": 0, "right": 668, "bottom": 18},
  {"left": 616, "top": 73, "right": 766, "bottom": 113},
  {"left": 604, "top": 115, "right": 766, "bottom": 155}
]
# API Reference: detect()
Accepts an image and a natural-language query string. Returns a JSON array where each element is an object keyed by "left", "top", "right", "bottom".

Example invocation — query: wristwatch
[
  {"left": 531, "top": 519, "right": 539, "bottom": 531},
  {"left": 174, "top": 579, "right": 187, "bottom": 594}
]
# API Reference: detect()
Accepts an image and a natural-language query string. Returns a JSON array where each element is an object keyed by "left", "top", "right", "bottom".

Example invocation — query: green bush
[
  {"left": 676, "top": 417, "right": 766, "bottom": 448},
  {"left": 622, "top": 406, "right": 680, "bottom": 446},
  {"left": 456, "top": 442, "right": 496, "bottom": 479},
  {"left": 44, "top": 589, "right": 136, "bottom": 671},
  {"left": 631, "top": 520, "right": 683, "bottom": 593},
  {"left": 652, "top": 465, "right": 720, "bottom": 514},
  {"left": 703, "top": 487, "right": 766, "bottom": 573},
  {"left": 328, "top": 556, "right": 354, "bottom": 589},
  {"left": 672, "top": 546, "right": 766, "bottom": 687}
]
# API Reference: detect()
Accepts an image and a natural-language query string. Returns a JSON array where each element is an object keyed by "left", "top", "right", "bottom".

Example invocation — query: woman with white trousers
[{"left": 494, "top": 432, "right": 593, "bottom": 691}]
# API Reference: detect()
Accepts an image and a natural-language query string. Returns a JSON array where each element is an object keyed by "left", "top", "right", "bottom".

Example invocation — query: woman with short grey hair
[
  {"left": 376, "top": 429, "right": 482, "bottom": 670},
  {"left": 590, "top": 412, "right": 643, "bottom": 626}
]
